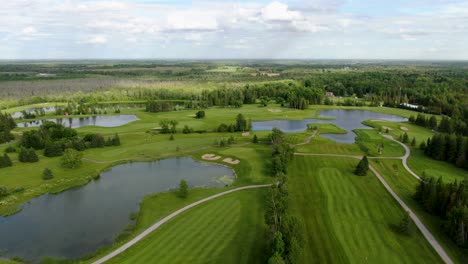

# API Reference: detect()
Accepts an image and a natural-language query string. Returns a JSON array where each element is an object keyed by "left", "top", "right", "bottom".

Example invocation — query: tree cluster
[
  {"left": 409, "top": 114, "right": 467, "bottom": 136},
  {"left": 0, "top": 112, "right": 16, "bottom": 144},
  {"left": 265, "top": 178, "right": 304, "bottom": 263},
  {"left": 19, "top": 122, "right": 121, "bottom": 159},
  {"left": 422, "top": 133, "right": 468, "bottom": 170},
  {"left": 146, "top": 101, "right": 174, "bottom": 113},
  {"left": 414, "top": 176, "right": 468, "bottom": 247},
  {"left": 269, "top": 128, "right": 294, "bottom": 176},
  {"left": 216, "top": 114, "right": 252, "bottom": 132}
]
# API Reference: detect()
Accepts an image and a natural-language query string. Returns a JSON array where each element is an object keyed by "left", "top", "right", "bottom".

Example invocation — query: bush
[
  {"left": 195, "top": 110, "right": 205, "bottom": 119},
  {"left": 19, "top": 147, "right": 39, "bottom": 163},
  {"left": 4, "top": 146, "right": 16, "bottom": 153},
  {"left": 182, "top": 125, "right": 194, "bottom": 134},
  {"left": 42, "top": 168, "right": 54, "bottom": 180},
  {"left": 0, "top": 186, "right": 8, "bottom": 197},
  {"left": 0, "top": 153, "right": 12, "bottom": 168}
]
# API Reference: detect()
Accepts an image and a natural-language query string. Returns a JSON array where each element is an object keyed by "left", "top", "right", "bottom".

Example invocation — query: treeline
[
  {"left": 0, "top": 112, "right": 16, "bottom": 143},
  {"left": 409, "top": 113, "right": 467, "bottom": 136},
  {"left": 19, "top": 122, "right": 120, "bottom": 158},
  {"left": 269, "top": 128, "right": 294, "bottom": 176},
  {"left": 421, "top": 133, "right": 468, "bottom": 170},
  {"left": 264, "top": 178, "right": 304, "bottom": 263},
  {"left": 414, "top": 177, "right": 468, "bottom": 247}
]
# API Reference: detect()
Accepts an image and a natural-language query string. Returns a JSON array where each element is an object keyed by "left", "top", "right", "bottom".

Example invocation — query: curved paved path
[
  {"left": 382, "top": 134, "right": 421, "bottom": 180},
  {"left": 294, "top": 151, "right": 453, "bottom": 264},
  {"left": 92, "top": 184, "right": 271, "bottom": 264}
]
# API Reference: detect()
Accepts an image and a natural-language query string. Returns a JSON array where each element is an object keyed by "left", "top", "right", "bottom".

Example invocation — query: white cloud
[
  {"left": 166, "top": 11, "right": 219, "bottom": 31},
  {"left": 261, "top": 1, "right": 302, "bottom": 22},
  {"left": 83, "top": 35, "right": 108, "bottom": 44}
]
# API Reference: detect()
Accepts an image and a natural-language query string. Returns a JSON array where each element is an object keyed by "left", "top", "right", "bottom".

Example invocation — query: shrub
[
  {"left": 4, "top": 146, "right": 16, "bottom": 153},
  {"left": 42, "top": 168, "right": 54, "bottom": 180},
  {"left": 195, "top": 110, "right": 205, "bottom": 119},
  {"left": 19, "top": 147, "right": 39, "bottom": 163},
  {"left": 0, "top": 153, "right": 12, "bottom": 168}
]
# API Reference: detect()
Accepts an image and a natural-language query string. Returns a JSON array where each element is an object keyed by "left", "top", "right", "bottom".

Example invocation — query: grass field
[
  {"left": 355, "top": 129, "right": 406, "bottom": 157},
  {"left": 101, "top": 188, "right": 267, "bottom": 264},
  {"left": 288, "top": 155, "right": 443, "bottom": 263},
  {"left": 370, "top": 159, "right": 468, "bottom": 263}
]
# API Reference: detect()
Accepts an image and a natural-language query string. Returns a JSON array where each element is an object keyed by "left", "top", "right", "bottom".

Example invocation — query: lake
[
  {"left": 17, "top": 115, "right": 139, "bottom": 128},
  {"left": 252, "top": 109, "right": 407, "bottom": 143},
  {"left": 0, "top": 157, "right": 234, "bottom": 261}
]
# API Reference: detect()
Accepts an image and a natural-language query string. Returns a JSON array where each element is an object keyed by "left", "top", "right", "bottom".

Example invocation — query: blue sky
[{"left": 0, "top": 0, "right": 467, "bottom": 59}]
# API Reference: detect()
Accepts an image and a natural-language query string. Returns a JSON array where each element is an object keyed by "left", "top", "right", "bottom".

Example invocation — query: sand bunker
[
  {"left": 242, "top": 132, "right": 250, "bottom": 137},
  {"left": 223, "top": 158, "right": 240, "bottom": 165},
  {"left": 382, "top": 126, "right": 393, "bottom": 131},
  {"left": 202, "top": 154, "right": 221, "bottom": 160},
  {"left": 400, "top": 126, "right": 409, "bottom": 131},
  {"left": 268, "top": 109, "right": 282, "bottom": 113}
]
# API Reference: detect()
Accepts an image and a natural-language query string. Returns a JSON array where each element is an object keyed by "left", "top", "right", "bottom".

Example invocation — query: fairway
[
  {"left": 103, "top": 189, "right": 267, "bottom": 264},
  {"left": 288, "top": 156, "right": 442, "bottom": 263}
]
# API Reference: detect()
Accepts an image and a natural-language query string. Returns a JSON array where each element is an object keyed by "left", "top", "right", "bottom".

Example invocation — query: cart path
[
  {"left": 294, "top": 152, "right": 452, "bottom": 264},
  {"left": 92, "top": 184, "right": 272, "bottom": 264}
]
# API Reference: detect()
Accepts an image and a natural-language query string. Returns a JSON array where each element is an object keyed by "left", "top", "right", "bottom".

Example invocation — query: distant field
[
  {"left": 104, "top": 188, "right": 267, "bottom": 264},
  {"left": 288, "top": 156, "right": 442, "bottom": 263}
]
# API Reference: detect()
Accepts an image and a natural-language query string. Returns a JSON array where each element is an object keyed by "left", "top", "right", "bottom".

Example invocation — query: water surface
[
  {"left": 17, "top": 115, "right": 139, "bottom": 128},
  {"left": 252, "top": 109, "right": 407, "bottom": 143},
  {"left": 0, "top": 157, "right": 234, "bottom": 261}
]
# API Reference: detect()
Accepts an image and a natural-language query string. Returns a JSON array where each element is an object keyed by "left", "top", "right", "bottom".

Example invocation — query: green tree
[
  {"left": 195, "top": 110, "right": 205, "bottom": 119},
  {"left": 235, "top": 113, "right": 248, "bottom": 132},
  {"left": 112, "top": 133, "right": 121, "bottom": 146},
  {"left": 42, "top": 168, "right": 54, "bottom": 180},
  {"left": 411, "top": 137, "right": 416, "bottom": 147},
  {"left": 402, "top": 132, "right": 409, "bottom": 143},
  {"left": 399, "top": 211, "right": 410, "bottom": 234},
  {"left": 0, "top": 153, "right": 12, "bottom": 168},
  {"left": 268, "top": 252, "right": 286, "bottom": 264},
  {"left": 178, "top": 179, "right": 188, "bottom": 198},
  {"left": 169, "top": 134, "right": 174, "bottom": 141},
  {"left": 253, "top": 134, "right": 258, "bottom": 143},
  {"left": 355, "top": 156, "right": 369, "bottom": 176},
  {"left": 61, "top": 148, "right": 83, "bottom": 168},
  {"left": 44, "top": 141, "right": 63, "bottom": 157}
]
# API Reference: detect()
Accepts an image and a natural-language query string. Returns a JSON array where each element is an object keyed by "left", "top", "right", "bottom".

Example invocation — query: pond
[
  {"left": 252, "top": 109, "right": 407, "bottom": 143},
  {"left": 17, "top": 115, "right": 139, "bottom": 128},
  {"left": 0, "top": 157, "right": 234, "bottom": 261}
]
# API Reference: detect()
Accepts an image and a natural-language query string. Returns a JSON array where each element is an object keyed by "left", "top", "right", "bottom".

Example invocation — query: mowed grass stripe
[
  {"left": 107, "top": 189, "right": 266, "bottom": 264},
  {"left": 135, "top": 198, "right": 235, "bottom": 264},
  {"left": 289, "top": 156, "right": 443, "bottom": 263}
]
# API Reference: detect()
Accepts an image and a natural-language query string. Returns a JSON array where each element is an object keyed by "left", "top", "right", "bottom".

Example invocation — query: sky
[{"left": 0, "top": 0, "right": 467, "bottom": 60}]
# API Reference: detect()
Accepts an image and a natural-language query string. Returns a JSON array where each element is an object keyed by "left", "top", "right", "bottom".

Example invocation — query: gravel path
[{"left": 92, "top": 184, "right": 272, "bottom": 264}]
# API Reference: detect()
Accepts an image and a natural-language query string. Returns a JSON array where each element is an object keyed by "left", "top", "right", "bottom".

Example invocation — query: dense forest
[
  {"left": 414, "top": 177, "right": 468, "bottom": 248},
  {"left": 1, "top": 62, "right": 467, "bottom": 124}
]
